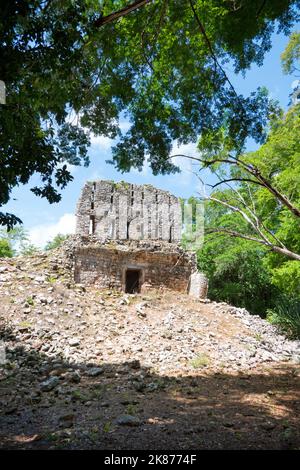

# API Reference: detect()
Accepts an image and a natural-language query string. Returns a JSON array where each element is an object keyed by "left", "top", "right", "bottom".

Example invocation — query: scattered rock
[
  {"left": 68, "top": 338, "right": 80, "bottom": 347},
  {"left": 40, "top": 376, "right": 60, "bottom": 392},
  {"left": 86, "top": 367, "right": 104, "bottom": 377},
  {"left": 130, "top": 360, "right": 141, "bottom": 369},
  {"left": 34, "top": 275, "right": 47, "bottom": 283},
  {"left": 262, "top": 421, "right": 276, "bottom": 431},
  {"left": 65, "top": 371, "right": 81, "bottom": 383},
  {"left": 59, "top": 413, "right": 75, "bottom": 427},
  {"left": 116, "top": 415, "right": 141, "bottom": 427}
]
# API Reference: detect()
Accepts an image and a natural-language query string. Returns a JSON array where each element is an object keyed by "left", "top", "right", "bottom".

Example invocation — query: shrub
[
  {"left": 267, "top": 297, "right": 300, "bottom": 339},
  {"left": 0, "top": 239, "right": 13, "bottom": 257},
  {"left": 45, "top": 233, "right": 69, "bottom": 251}
]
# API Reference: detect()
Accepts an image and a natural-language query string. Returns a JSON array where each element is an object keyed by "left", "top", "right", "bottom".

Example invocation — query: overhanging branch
[
  {"left": 208, "top": 177, "right": 265, "bottom": 189},
  {"left": 172, "top": 152, "right": 300, "bottom": 219},
  {"left": 94, "top": 0, "right": 151, "bottom": 28},
  {"left": 207, "top": 228, "right": 300, "bottom": 261}
]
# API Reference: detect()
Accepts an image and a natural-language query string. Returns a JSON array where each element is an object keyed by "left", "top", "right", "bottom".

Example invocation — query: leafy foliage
[
  {"left": 45, "top": 233, "right": 69, "bottom": 251},
  {"left": 267, "top": 297, "right": 300, "bottom": 338},
  {"left": 196, "top": 104, "right": 300, "bottom": 261},
  {"left": 281, "top": 31, "right": 300, "bottom": 74},
  {"left": 0, "top": 0, "right": 118, "bottom": 227},
  {"left": 0, "top": 239, "right": 13, "bottom": 257},
  {"left": 270, "top": 261, "right": 300, "bottom": 297},
  {"left": 0, "top": 225, "right": 40, "bottom": 256},
  {"left": 109, "top": 0, "right": 295, "bottom": 172},
  {"left": 196, "top": 101, "right": 300, "bottom": 334},
  {"left": 198, "top": 208, "right": 278, "bottom": 316},
  {"left": 1, "top": 0, "right": 299, "bottom": 226}
]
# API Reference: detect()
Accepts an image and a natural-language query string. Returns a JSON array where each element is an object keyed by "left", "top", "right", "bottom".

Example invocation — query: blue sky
[{"left": 2, "top": 28, "right": 299, "bottom": 247}]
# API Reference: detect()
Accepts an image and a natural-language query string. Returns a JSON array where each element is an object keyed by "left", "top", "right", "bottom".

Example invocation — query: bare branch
[
  {"left": 207, "top": 228, "right": 300, "bottom": 261},
  {"left": 207, "top": 227, "right": 270, "bottom": 245},
  {"left": 94, "top": 0, "right": 151, "bottom": 28},
  {"left": 174, "top": 153, "right": 300, "bottom": 219},
  {"left": 209, "top": 177, "right": 265, "bottom": 188},
  {"left": 207, "top": 195, "right": 271, "bottom": 244},
  {"left": 188, "top": 0, "right": 246, "bottom": 114},
  {"left": 169, "top": 154, "right": 239, "bottom": 167},
  {"left": 212, "top": 172, "right": 288, "bottom": 249}
]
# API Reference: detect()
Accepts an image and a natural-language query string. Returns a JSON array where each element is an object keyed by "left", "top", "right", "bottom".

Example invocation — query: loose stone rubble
[
  {"left": 0, "top": 251, "right": 299, "bottom": 377},
  {"left": 0, "top": 251, "right": 299, "bottom": 449}
]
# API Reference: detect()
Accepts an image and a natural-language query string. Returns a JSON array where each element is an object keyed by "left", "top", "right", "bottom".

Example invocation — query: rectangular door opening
[{"left": 125, "top": 269, "right": 141, "bottom": 294}]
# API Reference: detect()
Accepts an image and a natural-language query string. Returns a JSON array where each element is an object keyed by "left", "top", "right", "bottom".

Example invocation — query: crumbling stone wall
[
  {"left": 72, "top": 239, "right": 196, "bottom": 293},
  {"left": 76, "top": 180, "right": 182, "bottom": 242},
  {"left": 73, "top": 179, "right": 208, "bottom": 298}
]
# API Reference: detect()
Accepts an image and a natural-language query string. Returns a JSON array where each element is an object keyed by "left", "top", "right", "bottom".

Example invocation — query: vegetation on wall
[{"left": 45, "top": 234, "right": 69, "bottom": 251}]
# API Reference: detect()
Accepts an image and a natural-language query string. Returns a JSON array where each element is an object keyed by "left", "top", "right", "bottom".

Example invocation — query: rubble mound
[{"left": 0, "top": 250, "right": 299, "bottom": 450}]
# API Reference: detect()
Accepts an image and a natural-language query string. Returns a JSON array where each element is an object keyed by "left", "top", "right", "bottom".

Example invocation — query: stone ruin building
[{"left": 73, "top": 179, "right": 208, "bottom": 297}]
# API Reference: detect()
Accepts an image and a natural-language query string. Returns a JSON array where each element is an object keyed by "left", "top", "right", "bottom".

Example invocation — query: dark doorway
[{"left": 125, "top": 269, "right": 141, "bottom": 293}]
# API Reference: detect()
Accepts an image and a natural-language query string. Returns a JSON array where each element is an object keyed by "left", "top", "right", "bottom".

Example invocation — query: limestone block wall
[
  {"left": 73, "top": 242, "right": 196, "bottom": 293},
  {"left": 75, "top": 180, "right": 182, "bottom": 242}
]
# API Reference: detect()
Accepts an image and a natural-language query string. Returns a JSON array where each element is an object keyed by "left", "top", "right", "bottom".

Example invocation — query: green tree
[
  {"left": 190, "top": 104, "right": 300, "bottom": 262},
  {"left": 0, "top": 239, "right": 13, "bottom": 257},
  {"left": 19, "top": 242, "right": 40, "bottom": 256},
  {"left": 193, "top": 103, "right": 300, "bottom": 334},
  {"left": 198, "top": 230, "right": 277, "bottom": 316},
  {"left": 281, "top": 31, "right": 300, "bottom": 75},
  {"left": 1, "top": 0, "right": 299, "bottom": 227},
  {"left": 0, "top": 226, "right": 30, "bottom": 255}
]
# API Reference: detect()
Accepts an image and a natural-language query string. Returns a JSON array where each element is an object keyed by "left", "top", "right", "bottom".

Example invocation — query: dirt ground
[{"left": 0, "top": 360, "right": 299, "bottom": 450}]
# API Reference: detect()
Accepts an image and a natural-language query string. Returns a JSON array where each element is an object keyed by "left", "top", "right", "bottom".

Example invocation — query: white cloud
[
  {"left": 119, "top": 119, "right": 131, "bottom": 133},
  {"left": 170, "top": 142, "right": 200, "bottom": 187},
  {"left": 29, "top": 213, "right": 76, "bottom": 248},
  {"left": 88, "top": 170, "right": 106, "bottom": 181},
  {"left": 90, "top": 134, "right": 114, "bottom": 149}
]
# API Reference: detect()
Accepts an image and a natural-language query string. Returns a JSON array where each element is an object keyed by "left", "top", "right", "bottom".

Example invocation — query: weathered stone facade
[
  {"left": 73, "top": 180, "right": 208, "bottom": 297},
  {"left": 73, "top": 238, "right": 196, "bottom": 293}
]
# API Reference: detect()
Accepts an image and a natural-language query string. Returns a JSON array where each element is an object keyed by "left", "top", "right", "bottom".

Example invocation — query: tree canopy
[
  {"left": 0, "top": 238, "right": 13, "bottom": 257},
  {"left": 281, "top": 30, "right": 300, "bottom": 75},
  {"left": 44, "top": 233, "right": 69, "bottom": 251},
  {"left": 194, "top": 104, "right": 300, "bottom": 258},
  {"left": 1, "top": 0, "right": 300, "bottom": 227}
]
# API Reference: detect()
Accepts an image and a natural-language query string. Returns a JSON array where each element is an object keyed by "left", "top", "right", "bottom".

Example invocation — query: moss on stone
[{"left": 113, "top": 181, "right": 130, "bottom": 191}]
